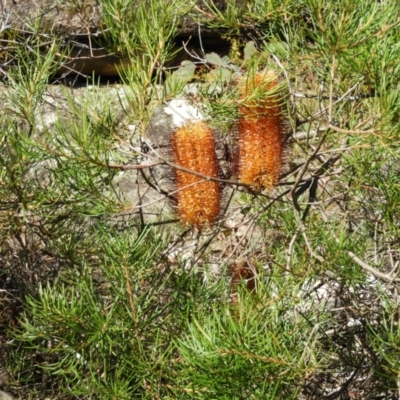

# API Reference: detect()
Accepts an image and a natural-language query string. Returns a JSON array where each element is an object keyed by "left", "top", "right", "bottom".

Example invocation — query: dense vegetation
[{"left": 1, "top": 0, "right": 400, "bottom": 398}]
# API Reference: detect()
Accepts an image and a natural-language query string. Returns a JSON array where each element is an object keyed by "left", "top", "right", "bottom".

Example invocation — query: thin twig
[
  {"left": 319, "top": 207, "right": 400, "bottom": 283},
  {"left": 290, "top": 131, "right": 328, "bottom": 211}
]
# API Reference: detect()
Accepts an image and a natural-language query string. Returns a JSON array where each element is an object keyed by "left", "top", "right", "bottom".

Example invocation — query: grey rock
[{"left": 0, "top": 391, "right": 13, "bottom": 400}]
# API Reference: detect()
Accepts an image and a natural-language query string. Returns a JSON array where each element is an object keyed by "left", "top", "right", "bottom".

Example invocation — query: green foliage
[
  {"left": 101, "top": 0, "right": 192, "bottom": 60},
  {"left": 4, "top": 41, "right": 61, "bottom": 128},
  {"left": 198, "top": 0, "right": 297, "bottom": 36},
  {"left": 13, "top": 228, "right": 170, "bottom": 398},
  {"left": 2, "top": 0, "right": 400, "bottom": 398},
  {"left": 164, "top": 61, "right": 196, "bottom": 96},
  {"left": 100, "top": 0, "right": 195, "bottom": 133},
  {"left": 175, "top": 276, "right": 323, "bottom": 399}
]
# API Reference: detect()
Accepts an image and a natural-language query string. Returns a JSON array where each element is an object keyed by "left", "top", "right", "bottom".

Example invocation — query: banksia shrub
[
  {"left": 236, "top": 70, "right": 286, "bottom": 193},
  {"left": 172, "top": 121, "right": 221, "bottom": 227}
]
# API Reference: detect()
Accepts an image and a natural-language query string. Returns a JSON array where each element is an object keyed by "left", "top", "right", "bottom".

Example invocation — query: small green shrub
[{"left": 2, "top": 0, "right": 400, "bottom": 398}]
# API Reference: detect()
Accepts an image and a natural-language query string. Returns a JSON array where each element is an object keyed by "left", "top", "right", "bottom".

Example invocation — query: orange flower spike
[
  {"left": 172, "top": 121, "right": 221, "bottom": 227},
  {"left": 237, "top": 71, "right": 285, "bottom": 193}
]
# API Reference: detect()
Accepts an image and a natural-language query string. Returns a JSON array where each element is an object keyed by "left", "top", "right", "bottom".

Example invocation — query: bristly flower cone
[
  {"left": 172, "top": 121, "right": 221, "bottom": 227},
  {"left": 237, "top": 71, "right": 286, "bottom": 193}
]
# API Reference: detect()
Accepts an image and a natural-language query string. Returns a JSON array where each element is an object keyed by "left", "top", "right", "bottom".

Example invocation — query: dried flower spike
[
  {"left": 172, "top": 121, "right": 221, "bottom": 227},
  {"left": 237, "top": 70, "right": 286, "bottom": 193},
  {"left": 229, "top": 261, "right": 258, "bottom": 305}
]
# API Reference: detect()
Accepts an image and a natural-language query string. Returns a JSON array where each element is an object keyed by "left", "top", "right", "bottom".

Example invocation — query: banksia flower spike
[
  {"left": 236, "top": 70, "right": 286, "bottom": 193},
  {"left": 172, "top": 121, "right": 221, "bottom": 227}
]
